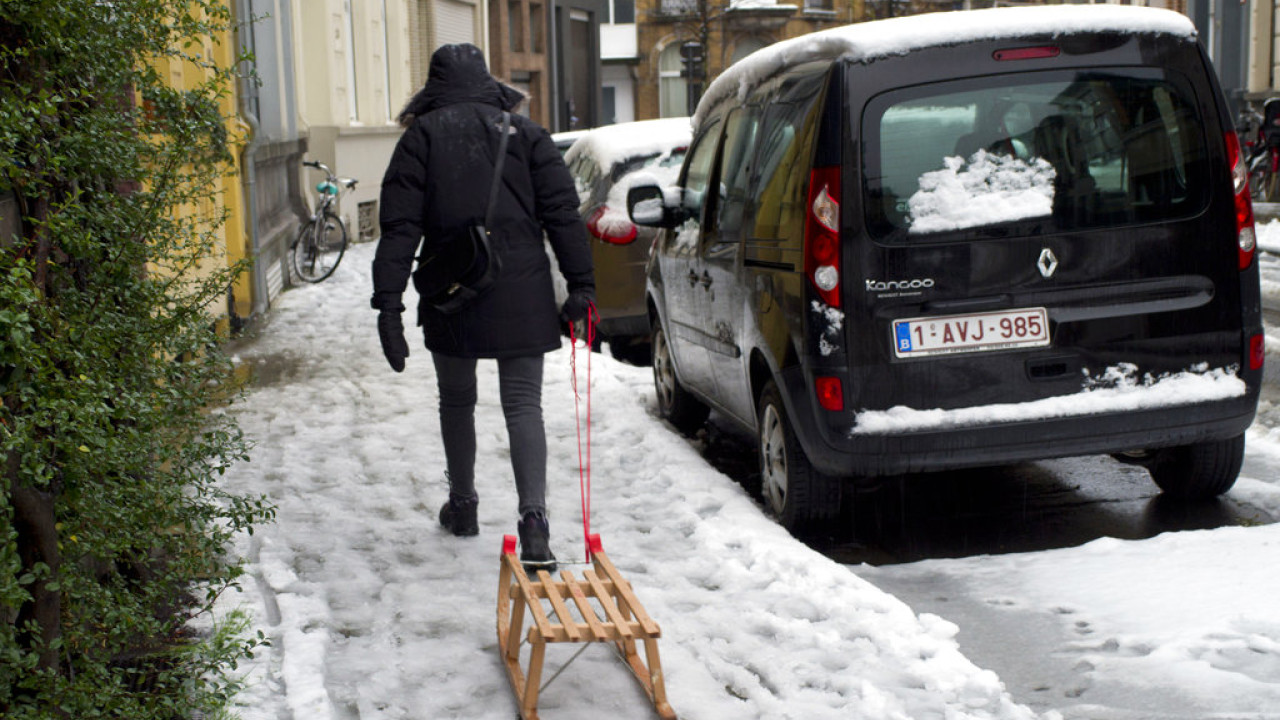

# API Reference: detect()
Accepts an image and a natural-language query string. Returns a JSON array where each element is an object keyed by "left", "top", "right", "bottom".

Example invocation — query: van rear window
[{"left": 863, "top": 68, "right": 1209, "bottom": 239}]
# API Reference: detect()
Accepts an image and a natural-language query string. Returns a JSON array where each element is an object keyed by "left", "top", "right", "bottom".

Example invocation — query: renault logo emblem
[{"left": 1037, "top": 248, "right": 1059, "bottom": 278}]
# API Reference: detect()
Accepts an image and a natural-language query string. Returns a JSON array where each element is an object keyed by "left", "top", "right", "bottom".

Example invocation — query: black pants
[{"left": 431, "top": 353, "right": 547, "bottom": 517}]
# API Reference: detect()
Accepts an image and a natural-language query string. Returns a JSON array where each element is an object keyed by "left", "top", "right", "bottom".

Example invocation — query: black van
[{"left": 629, "top": 5, "right": 1266, "bottom": 533}]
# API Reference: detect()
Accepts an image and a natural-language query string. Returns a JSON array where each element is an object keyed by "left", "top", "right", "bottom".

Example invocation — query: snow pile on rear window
[
  {"left": 908, "top": 150, "right": 1055, "bottom": 233},
  {"left": 696, "top": 4, "right": 1195, "bottom": 127},
  {"left": 851, "top": 364, "right": 1245, "bottom": 435},
  {"left": 564, "top": 117, "right": 692, "bottom": 175}
]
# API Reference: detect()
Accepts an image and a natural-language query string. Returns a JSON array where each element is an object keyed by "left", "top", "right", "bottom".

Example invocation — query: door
[
  {"left": 702, "top": 106, "right": 760, "bottom": 424},
  {"left": 655, "top": 117, "right": 722, "bottom": 397}
]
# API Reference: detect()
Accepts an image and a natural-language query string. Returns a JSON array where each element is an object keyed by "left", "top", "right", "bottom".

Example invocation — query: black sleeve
[
  {"left": 528, "top": 126, "right": 594, "bottom": 295},
  {"left": 371, "top": 123, "right": 429, "bottom": 311}
]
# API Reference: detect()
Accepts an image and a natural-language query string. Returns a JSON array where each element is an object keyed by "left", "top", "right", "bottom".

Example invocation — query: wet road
[{"left": 698, "top": 414, "right": 1277, "bottom": 566}]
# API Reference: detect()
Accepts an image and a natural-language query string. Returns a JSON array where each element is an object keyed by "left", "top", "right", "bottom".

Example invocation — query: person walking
[{"left": 371, "top": 44, "right": 594, "bottom": 573}]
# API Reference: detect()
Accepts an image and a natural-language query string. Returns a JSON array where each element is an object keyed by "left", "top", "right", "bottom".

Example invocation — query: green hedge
[{"left": 1, "top": 2, "right": 274, "bottom": 717}]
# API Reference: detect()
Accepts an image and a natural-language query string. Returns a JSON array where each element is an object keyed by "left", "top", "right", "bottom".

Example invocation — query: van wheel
[
  {"left": 651, "top": 324, "right": 708, "bottom": 436},
  {"left": 1147, "top": 435, "right": 1245, "bottom": 500},
  {"left": 757, "top": 380, "right": 839, "bottom": 534}
]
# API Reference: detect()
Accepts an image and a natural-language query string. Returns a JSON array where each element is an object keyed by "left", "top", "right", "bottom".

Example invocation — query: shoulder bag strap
[{"left": 484, "top": 111, "right": 511, "bottom": 229}]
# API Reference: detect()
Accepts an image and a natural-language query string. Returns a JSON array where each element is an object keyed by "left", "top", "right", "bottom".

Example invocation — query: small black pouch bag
[{"left": 413, "top": 112, "right": 510, "bottom": 315}]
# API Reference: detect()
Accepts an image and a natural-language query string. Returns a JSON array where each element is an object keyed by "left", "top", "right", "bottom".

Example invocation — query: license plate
[{"left": 893, "top": 307, "right": 1050, "bottom": 358}]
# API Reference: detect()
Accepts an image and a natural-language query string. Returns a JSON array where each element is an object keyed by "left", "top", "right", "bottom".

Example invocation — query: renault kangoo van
[{"left": 629, "top": 5, "right": 1265, "bottom": 533}]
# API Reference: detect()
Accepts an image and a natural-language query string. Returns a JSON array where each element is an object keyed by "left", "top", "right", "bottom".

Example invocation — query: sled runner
[{"left": 496, "top": 533, "right": 675, "bottom": 720}]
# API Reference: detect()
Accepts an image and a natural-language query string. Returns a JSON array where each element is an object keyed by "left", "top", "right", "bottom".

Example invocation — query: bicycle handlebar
[{"left": 303, "top": 159, "right": 334, "bottom": 178}]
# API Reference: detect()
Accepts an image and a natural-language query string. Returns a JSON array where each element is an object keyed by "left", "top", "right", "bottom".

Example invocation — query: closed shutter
[{"left": 434, "top": 0, "right": 475, "bottom": 46}]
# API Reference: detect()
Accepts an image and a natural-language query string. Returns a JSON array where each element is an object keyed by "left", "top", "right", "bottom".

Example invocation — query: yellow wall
[{"left": 148, "top": 3, "right": 252, "bottom": 330}]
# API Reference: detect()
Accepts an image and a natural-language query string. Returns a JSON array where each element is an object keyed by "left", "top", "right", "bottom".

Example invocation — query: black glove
[
  {"left": 560, "top": 289, "right": 595, "bottom": 324},
  {"left": 377, "top": 310, "right": 409, "bottom": 373}
]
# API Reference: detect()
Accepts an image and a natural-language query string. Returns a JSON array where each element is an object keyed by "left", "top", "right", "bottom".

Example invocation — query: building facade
[{"left": 634, "top": 0, "right": 863, "bottom": 120}]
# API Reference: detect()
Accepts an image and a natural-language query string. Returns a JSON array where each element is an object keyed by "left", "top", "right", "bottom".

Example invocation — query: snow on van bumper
[
  {"left": 780, "top": 364, "right": 1259, "bottom": 478},
  {"left": 849, "top": 364, "right": 1246, "bottom": 435}
]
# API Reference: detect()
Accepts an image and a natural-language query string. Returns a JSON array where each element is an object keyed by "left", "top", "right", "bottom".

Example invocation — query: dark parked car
[
  {"left": 562, "top": 118, "right": 690, "bottom": 363},
  {"left": 630, "top": 5, "right": 1265, "bottom": 533}
]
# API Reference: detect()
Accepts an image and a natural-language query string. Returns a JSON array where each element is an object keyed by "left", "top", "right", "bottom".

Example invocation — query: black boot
[
  {"left": 517, "top": 512, "right": 557, "bottom": 574},
  {"left": 439, "top": 494, "right": 478, "bottom": 537}
]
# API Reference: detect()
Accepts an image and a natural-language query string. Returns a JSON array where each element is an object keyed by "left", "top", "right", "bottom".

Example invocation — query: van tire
[
  {"left": 652, "top": 324, "right": 709, "bottom": 435},
  {"left": 757, "top": 380, "right": 840, "bottom": 534},
  {"left": 1147, "top": 434, "right": 1245, "bottom": 500}
]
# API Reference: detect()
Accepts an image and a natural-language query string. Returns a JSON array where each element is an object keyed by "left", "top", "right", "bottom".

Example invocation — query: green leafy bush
[{"left": 1, "top": 2, "right": 274, "bottom": 716}]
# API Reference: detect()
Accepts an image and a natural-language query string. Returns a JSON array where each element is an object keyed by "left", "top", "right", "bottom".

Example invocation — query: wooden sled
[{"left": 497, "top": 533, "right": 676, "bottom": 720}]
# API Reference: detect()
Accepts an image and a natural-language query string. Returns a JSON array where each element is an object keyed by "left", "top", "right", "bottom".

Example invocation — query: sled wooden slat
[
  {"left": 560, "top": 570, "right": 610, "bottom": 642},
  {"left": 497, "top": 534, "right": 676, "bottom": 720},
  {"left": 538, "top": 570, "right": 581, "bottom": 642}
]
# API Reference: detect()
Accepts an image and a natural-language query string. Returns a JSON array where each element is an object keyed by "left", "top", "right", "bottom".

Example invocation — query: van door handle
[
  {"left": 687, "top": 270, "right": 699, "bottom": 287},
  {"left": 699, "top": 271, "right": 712, "bottom": 289}
]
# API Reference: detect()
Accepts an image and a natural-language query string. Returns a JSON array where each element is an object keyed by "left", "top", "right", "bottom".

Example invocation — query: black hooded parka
[{"left": 372, "top": 44, "right": 592, "bottom": 359}]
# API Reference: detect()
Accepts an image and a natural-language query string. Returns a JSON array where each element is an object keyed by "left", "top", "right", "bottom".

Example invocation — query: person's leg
[
  {"left": 498, "top": 355, "right": 555, "bottom": 571},
  {"left": 497, "top": 355, "right": 547, "bottom": 516},
  {"left": 433, "top": 352, "right": 479, "bottom": 535}
]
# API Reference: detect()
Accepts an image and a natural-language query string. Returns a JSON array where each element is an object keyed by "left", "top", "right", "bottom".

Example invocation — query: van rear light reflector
[
  {"left": 1250, "top": 334, "right": 1266, "bottom": 371},
  {"left": 815, "top": 376, "right": 844, "bottom": 411},
  {"left": 1226, "top": 131, "right": 1257, "bottom": 270},
  {"left": 805, "top": 166, "right": 841, "bottom": 307},
  {"left": 993, "top": 46, "right": 1060, "bottom": 61},
  {"left": 587, "top": 206, "right": 638, "bottom": 245}
]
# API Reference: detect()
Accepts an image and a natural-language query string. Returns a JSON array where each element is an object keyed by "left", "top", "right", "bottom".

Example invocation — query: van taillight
[
  {"left": 815, "top": 376, "right": 844, "bottom": 411},
  {"left": 587, "top": 206, "right": 638, "bottom": 245},
  {"left": 1227, "top": 131, "right": 1257, "bottom": 270},
  {"left": 1250, "top": 334, "right": 1266, "bottom": 371},
  {"left": 805, "top": 166, "right": 841, "bottom": 307}
]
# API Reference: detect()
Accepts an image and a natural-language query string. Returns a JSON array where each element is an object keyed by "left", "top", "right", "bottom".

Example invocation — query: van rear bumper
[{"left": 779, "top": 367, "right": 1261, "bottom": 477}]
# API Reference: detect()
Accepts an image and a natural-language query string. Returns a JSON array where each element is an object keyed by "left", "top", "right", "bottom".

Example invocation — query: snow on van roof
[
  {"left": 563, "top": 117, "right": 693, "bottom": 173},
  {"left": 694, "top": 4, "right": 1197, "bottom": 127}
]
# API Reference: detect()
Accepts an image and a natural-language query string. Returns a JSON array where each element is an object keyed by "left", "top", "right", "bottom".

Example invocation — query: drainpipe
[
  {"left": 235, "top": 0, "right": 268, "bottom": 319},
  {"left": 551, "top": 0, "right": 560, "bottom": 130}
]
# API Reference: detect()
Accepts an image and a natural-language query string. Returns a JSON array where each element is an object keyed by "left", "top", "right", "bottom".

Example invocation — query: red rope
[{"left": 568, "top": 305, "right": 598, "bottom": 563}]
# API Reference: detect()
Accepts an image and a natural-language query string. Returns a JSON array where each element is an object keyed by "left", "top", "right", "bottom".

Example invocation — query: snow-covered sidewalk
[
  {"left": 214, "top": 241, "right": 1041, "bottom": 720},
  {"left": 214, "top": 239, "right": 1280, "bottom": 720}
]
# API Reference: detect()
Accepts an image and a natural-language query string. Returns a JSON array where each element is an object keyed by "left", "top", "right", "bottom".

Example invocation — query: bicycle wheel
[
  {"left": 1266, "top": 165, "right": 1280, "bottom": 203},
  {"left": 292, "top": 211, "right": 348, "bottom": 283}
]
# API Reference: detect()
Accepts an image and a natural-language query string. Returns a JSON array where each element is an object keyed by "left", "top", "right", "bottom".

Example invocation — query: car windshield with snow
[{"left": 630, "top": 5, "right": 1265, "bottom": 535}]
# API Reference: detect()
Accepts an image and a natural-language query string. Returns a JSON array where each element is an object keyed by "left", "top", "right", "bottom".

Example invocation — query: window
[
  {"left": 659, "top": 43, "right": 688, "bottom": 118},
  {"left": 670, "top": 118, "right": 722, "bottom": 250},
  {"left": 613, "top": 0, "right": 634, "bottom": 24},
  {"left": 731, "top": 36, "right": 769, "bottom": 66},
  {"left": 864, "top": 68, "right": 1210, "bottom": 239},
  {"left": 530, "top": 2, "right": 544, "bottom": 51},
  {"left": 344, "top": 0, "right": 359, "bottom": 121},
  {"left": 509, "top": 1, "right": 524, "bottom": 52},
  {"left": 603, "top": 86, "right": 616, "bottom": 125},
  {"left": 716, "top": 107, "right": 760, "bottom": 239},
  {"left": 749, "top": 73, "right": 826, "bottom": 241}
]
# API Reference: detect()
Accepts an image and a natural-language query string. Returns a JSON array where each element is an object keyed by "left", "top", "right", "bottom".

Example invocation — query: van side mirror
[{"left": 627, "top": 183, "right": 683, "bottom": 229}]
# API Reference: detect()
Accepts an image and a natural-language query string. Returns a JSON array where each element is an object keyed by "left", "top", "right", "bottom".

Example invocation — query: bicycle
[
  {"left": 293, "top": 160, "right": 358, "bottom": 283},
  {"left": 1241, "top": 99, "right": 1280, "bottom": 203}
]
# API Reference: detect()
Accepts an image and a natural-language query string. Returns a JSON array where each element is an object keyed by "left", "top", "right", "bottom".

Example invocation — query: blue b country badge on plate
[{"left": 895, "top": 322, "right": 914, "bottom": 354}]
